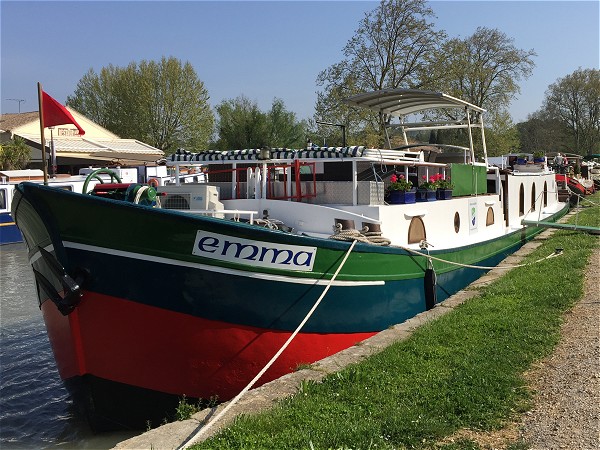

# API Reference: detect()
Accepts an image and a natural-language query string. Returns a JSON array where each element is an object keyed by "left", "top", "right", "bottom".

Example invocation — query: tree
[
  {"left": 422, "top": 27, "right": 535, "bottom": 154},
  {"left": 314, "top": 0, "right": 446, "bottom": 144},
  {"left": 266, "top": 99, "right": 306, "bottom": 148},
  {"left": 67, "top": 57, "right": 214, "bottom": 154},
  {"left": 214, "top": 96, "right": 268, "bottom": 150},
  {"left": 214, "top": 96, "right": 306, "bottom": 150},
  {"left": 0, "top": 136, "right": 30, "bottom": 170},
  {"left": 433, "top": 27, "right": 536, "bottom": 118},
  {"left": 541, "top": 68, "right": 600, "bottom": 154},
  {"left": 517, "top": 110, "right": 569, "bottom": 154},
  {"left": 483, "top": 110, "right": 520, "bottom": 157}
]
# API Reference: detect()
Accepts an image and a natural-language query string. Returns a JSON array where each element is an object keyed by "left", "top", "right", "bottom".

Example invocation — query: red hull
[
  {"left": 41, "top": 292, "right": 376, "bottom": 402},
  {"left": 555, "top": 174, "right": 589, "bottom": 195}
]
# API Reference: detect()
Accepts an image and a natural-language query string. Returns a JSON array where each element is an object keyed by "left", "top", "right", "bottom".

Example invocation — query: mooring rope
[
  {"left": 397, "top": 242, "right": 563, "bottom": 270},
  {"left": 327, "top": 224, "right": 562, "bottom": 269},
  {"left": 570, "top": 192, "right": 599, "bottom": 207},
  {"left": 329, "top": 224, "right": 391, "bottom": 246},
  {"left": 179, "top": 239, "right": 358, "bottom": 449}
]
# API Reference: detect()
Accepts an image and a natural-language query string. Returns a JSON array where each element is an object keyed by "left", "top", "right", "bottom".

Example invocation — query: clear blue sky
[{"left": 1, "top": 1, "right": 598, "bottom": 124}]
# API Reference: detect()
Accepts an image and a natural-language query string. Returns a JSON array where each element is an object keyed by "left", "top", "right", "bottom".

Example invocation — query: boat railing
[
  {"left": 203, "top": 162, "right": 318, "bottom": 203},
  {"left": 208, "top": 180, "right": 385, "bottom": 206}
]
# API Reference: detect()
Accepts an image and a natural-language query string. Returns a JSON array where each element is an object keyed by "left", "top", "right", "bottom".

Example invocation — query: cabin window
[
  {"left": 543, "top": 181, "right": 548, "bottom": 207},
  {"left": 531, "top": 184, "right": 536, "bottom": 211},
  {"left": 454, "top": 212, "right": 460, "bottom": 233},
  {"left": 0, "top": 189, "right": 6, "bottom": 210},
  {"left": 408, "top": 217, "right": 426, "bottom": 244},
  {"left": 519, "top": 184, "right": 525, "bottom": 216},
  {"left": 486, "top": 207, "right": 494, "bottom": 226}
]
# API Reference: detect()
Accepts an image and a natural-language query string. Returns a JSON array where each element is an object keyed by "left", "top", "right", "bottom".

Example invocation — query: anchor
[{"left": 32, "top": 246, "right": 87, "bottom": 316}]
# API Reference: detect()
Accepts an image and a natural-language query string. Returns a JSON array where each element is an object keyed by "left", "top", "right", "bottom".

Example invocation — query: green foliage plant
[
  {"left": 386, "top": 173, "right": 413, "bottom": 191},
  {"left": 434, "top": 174, "right": 454, "bottom": 190},
  {"left": 419, "top": 174, "right": 438, "bottom": 190},
  {"left": 175, "top": 395, "right": 197, "bottom": 421},
  {"left": 0, "top": 136, "right": 31, "bottom": 170}
]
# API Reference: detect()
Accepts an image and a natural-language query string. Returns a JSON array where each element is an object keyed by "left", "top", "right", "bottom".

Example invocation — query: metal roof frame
[
  {"left": 343, "top": 89, "right": 486, "bottom": 117},
  {"left": 343, "top": 89, "right": 489, "bottom": 163}
]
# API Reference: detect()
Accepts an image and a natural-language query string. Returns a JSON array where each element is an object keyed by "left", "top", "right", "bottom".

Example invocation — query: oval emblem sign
[{"left": 192, "top": 231, "right": 317, "bottom": 271}]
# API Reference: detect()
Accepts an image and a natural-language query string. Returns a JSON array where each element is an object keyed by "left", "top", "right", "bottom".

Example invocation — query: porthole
[{"left": 454, "top": 212, "right": 460, "bottom": 233}]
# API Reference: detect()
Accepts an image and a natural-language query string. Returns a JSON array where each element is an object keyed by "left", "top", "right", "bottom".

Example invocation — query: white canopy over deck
[{"left": 343, "top": 89, "right": 489, "bottom": 164}]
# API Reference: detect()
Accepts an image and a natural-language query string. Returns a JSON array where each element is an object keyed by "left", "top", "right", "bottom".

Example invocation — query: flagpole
[
  {"left": 50, "top": 127, "right": 56, "bottom": 178},
  {"left": 37, "top": 82, "right": 48, "bottom": 185}
]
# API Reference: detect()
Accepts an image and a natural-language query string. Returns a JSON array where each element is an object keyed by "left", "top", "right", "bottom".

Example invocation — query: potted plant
[
  {"left": 386, "top": 174, "right": 415, "bottom": 204},
  {"left": 416, "top": 175, "right": 438, "bottom": 202},
  {"left": 533, "top": 151, "right": 545, "bottom": 163},
  {"left": 434, "top": 174, "right": 454, "bottom": 200},
  {"left": 517, "top": 153, "right": 528, "bottom": 165}
]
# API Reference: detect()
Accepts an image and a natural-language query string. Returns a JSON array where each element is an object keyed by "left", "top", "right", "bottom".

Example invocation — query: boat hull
[{"left": 13, "top": 182, "right": 568, "bottom": 430}]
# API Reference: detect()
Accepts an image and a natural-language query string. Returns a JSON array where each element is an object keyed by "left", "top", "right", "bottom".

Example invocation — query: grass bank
[{"left": 191, "top": 194, "right": 599, "bottom": 450}]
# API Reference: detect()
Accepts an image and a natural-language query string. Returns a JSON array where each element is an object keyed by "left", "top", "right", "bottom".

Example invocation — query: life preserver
[{"left": 147, "top": 178, "right": 159, "bottom": 188}]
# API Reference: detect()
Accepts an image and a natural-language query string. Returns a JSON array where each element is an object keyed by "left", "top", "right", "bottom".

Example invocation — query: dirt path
[
  {"left": 519, "top": 246, "right": 600, "bottom": 449},
  {"left": 438, "top": 246, "right": 599, "bottom": 450}
]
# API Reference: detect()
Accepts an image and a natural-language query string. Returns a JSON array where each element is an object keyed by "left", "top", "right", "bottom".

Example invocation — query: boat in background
[
  {"left": 11, "top": 89, "right": 569, "bottom": 431},
  {"left": 0, "top": 167, "right": 140, "bottom": 245},
  {"left": 548, "top": 152, "right": 597, "bottom": 199}
]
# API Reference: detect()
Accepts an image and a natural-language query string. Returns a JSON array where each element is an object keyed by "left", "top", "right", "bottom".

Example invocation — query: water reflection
[{"left": 0, "top": 244, "right": 136, "bottom": 449}]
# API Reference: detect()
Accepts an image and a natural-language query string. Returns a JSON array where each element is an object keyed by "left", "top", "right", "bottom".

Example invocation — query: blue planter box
[
  {"left": 436, "top": 189, "right": 453, "bottom": 200},
  {"left": 416, "top": 189, "right": 436, "bottom": 202},
  {"left": 389, "top": 190, "right": 416, "bottom": 204}
]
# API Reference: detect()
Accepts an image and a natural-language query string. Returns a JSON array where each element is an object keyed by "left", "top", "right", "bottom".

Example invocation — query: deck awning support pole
[
  {"left": 400, "top": 116, "right": 408, "bottom": 145},
  {"left": 383, "top": 113, "right": 393, "bottom": 148},
  {"left": 232, "top": 163, "right": 237, "bottom": 199},
  {"left": 465, "top": 107, "right": 475, "bottom": 163},
  {"left": 352, "top": 160, "right": 357, "bottom": 206},
  {"left": 479, "top": 112, "right": 489, "bottom": 166},
  {"left": 261, "top": 162, "right": 268, "bottom": 199}
]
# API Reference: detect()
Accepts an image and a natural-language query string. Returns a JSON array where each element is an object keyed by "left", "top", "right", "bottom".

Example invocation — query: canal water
[{"left": 0, "top": 243, "right": 137, "bottom": 449}]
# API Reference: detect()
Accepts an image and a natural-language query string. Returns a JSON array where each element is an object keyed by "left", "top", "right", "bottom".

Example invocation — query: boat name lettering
[{"left": 192, "top": 231, "right": 316, "bottom": 271}]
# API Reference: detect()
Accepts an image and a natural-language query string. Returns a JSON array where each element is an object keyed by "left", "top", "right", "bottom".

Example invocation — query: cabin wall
[
  {"left": 503, "top": 173, "right": 558, "bottom": 227},
  {"left": 375, "top": 194, "right": 505, "bottom": 249}
]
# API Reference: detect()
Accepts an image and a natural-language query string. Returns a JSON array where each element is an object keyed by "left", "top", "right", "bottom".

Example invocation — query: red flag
[{"left": 41, "top": 91, "right": 85, "bottom": 135}]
